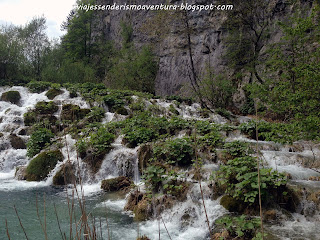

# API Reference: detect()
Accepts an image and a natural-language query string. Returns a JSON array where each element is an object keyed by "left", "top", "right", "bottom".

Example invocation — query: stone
[
  {"left": 101, "top": 176, "right": 133, "bottom": 192},
  {"left": 15, "top": 166, "right": 27, "bottom": 180},
  {"left": 1, "top": 91, "right": 21, "bottom": 104},
  {"left": 9, "top": 134, "right": 26, "bottom": 149},
  {"left": 53, "top": 163, "right": 76, "bottom": 185}
]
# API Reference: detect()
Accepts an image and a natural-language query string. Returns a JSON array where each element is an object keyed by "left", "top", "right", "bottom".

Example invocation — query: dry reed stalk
[
  {"left": 193, "top": 129, "right": 212, "bottom": 238},
  {"left": 105, "top": 207, "right": 111, "bottom": 240},
  {"left": 53, "top": 203, "right": 66, "bottom": 240},
  {"left": 161, "top": 216, "right": 172, "bottom": 240},
  {"left": 36, "top": 194, "right": 47, "bottom": 239},
  {"left": 5, "top": 219, "right": 11, "bottom": 240},
  {"left": 14, "top": 205, "right": 29, "bottom": 240},
  {"left": 254, "top": 99, "right": 264, "bottom": 239}
]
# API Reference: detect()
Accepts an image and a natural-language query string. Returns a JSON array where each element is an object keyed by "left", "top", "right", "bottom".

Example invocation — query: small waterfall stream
[{"left": 0, "top": 86, "right": 320, "bottom": 239}]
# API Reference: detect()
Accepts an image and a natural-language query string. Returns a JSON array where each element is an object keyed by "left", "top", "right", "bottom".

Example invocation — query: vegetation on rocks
[
  {"left": 26, "top": 150, "right": 63, "bottom": 181},
  {"left": 1, "top": 90, "right": 21, "bottom": 104},
  {"left": 26, "top": 127, "right": 54, "bottom": 157}
]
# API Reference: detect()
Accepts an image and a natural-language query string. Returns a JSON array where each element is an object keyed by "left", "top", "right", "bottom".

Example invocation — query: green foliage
[
  {"left": 35, "top": 101, "right": 58, "bottom": 114},
  {"left": 142, "top": 165, "right": 166, "bottom": 192},
  {"left": 199, "top": 72, "right": 235, "bottom": 109},
  {"left": 27, "top": 81, "right": 52, "bottom": 93},
  {"left": 153, "top": 137, "right": 194, "bottom": 166},
  {"left": 248, "top": 6, "right": 320, "bottom": 140},
  {"left": 215, "top": 215, "right": 263, "bottom": 239},
  {"left": 26, "top": 127, "right": 54, "bottom": 157},
  {"left": 45, "top": 88, "right": 62, "bottom": 100},
  {"left": 223, "top": 141, "right": 250, "bottom": 157},
  {"left": 217, "top": 156, "right": 287, "bottom": 204},
  {"left": 0, "top": 91, "right": 21, "bottom": 104},
  {"left": 61, "top": 104, "right": 90, "bottom": 121},
  {"left": 107, "top": 45, "right": 158, "bottom": 94},
  {"left": 26, "top": 150, "right": 63, "bottom": 181},
  {"left": 77, "top": 126, "right": 115, "bottom": 156},
  {"left": 87, "top": 106, "right": 105, "bottom": 122},
  {"left": 239, "top": 120, "right": 302, "bottom": 144}
]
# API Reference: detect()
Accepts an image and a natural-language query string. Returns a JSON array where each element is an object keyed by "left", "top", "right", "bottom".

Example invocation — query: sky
[{"left": 0, "top": 0, "right": 76, "bottom": 39}]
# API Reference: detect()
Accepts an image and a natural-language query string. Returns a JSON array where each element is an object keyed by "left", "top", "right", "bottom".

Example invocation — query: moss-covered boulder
[
  {"left": 46, "top": 88, "right": 63, "bottom": 100},
  {"left": 26, "top": 150, "right": 63, "bottom": 181},
  {"left": 101, "top": 176, "right": 133, "bottom": 192},
  {"left": 53, "top": 163, "right": 76, "bottom": 185},
  {"left": 61, "top": 104, "right": 90, "bottom": 121},
  {"left": 9, "top": 134, "right": 26, "bottom": 149},
  {"left": 35, "top": 101, "right": 58, "bottom": 114},
  {"left": 220, "top": 195, "right": 245, "bottom": 212},
  {"left": 1, "top": 91, "right": 21, "bottom": 104},
  {"left": 124, "top": 191, "right": 151, "bottom": 221}
]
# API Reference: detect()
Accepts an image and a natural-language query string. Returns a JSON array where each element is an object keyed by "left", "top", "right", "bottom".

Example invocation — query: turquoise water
[{"left": 0, "top": 178, "right": 136, "bottom": 240}]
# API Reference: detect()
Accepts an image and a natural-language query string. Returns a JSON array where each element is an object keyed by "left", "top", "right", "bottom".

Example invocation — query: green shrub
[
  {"left": 123, "top": 127, "right": 157, "bottom": 148},
  {"left": 27, "top": 128, "right": 54, "bottom": 157},
  {"left": 61, "top": 104, "right": 90, "bottom": 121},
  {"left": 77, "top": 126, "right": 115, "bottom": 156},
  {"left": 1, "top": 91, "right": 21, "bottom": 104},
  {"left": 24, "top": 111, "right": 37, "bottom": 126},
  {"left": 27, "top": 81, "right": 52, "bottom": 93},
  {"left": 26, "top": 150, "right": 63, "bottom": 181},
  {"left": 215, "top": 215, "right": 263, "bottom": 240},
  {"left": 142, "top": 165, "right": 166, "bottom": 192},
  {"left": 35, "top": 101, "right": 58, "bottom": 114},
  {"left": 217, "top": 156, "right": 287, "bottom": 204},
  {"left": 87, "top": 107, "right": 105, "bottom": 122},
  {"left": 153, "top": 137, "right": 194, "bottom": 166},
  {"left": 223, "top": 141, "right": 250, "bottom": 158},
  {"left": 239, "top": 120, "right": 302, "bottom": 144},
  {"left": 46, "top": 88, "right": 63, "bottom": 100}
]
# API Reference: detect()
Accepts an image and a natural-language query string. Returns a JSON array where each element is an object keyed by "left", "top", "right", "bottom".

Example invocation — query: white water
[{"left": 1, "top": 86, "right": 320, "bottom": 239}]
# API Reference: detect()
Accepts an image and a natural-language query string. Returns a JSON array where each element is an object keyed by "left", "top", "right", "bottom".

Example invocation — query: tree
[
  {"left": 223, "top": 0, "right": 274, "bottom": 84},
  {"left": 249, "top": 4, "right": 320, "bottom": 138},
  {"left": 0, "top": 24, "right": 24, "bottom": 80},
  {"left": 19, "top": 17, "right": 50, "bottom": 80}
]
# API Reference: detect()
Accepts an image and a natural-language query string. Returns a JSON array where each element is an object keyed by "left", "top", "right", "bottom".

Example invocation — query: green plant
[
  {"left": 87, "top": 106, "right": 105, "bottom": 122},
  {"left": 215, "top": 215, "right": 263, "bottom": 239},
  {"left": 27, "top": 81, "right": 52, "bottom": 93},
  {"left": 27, "top": 127, "right": 54, "bottom": 157},
  {"left": 153, "top": 137, "right": 194, "bottom": 166},
  {"left": 217, "top": 156, "right": 287, "bottom": 204},
  {"left": 142, "top": 165, "right": 166, "bottom": 192},
  {"left": 224, "top": 141, "right": 250, "bottom": 157},
  {"left": 34, "top": 101, "right": 58, "bottom": 114}
]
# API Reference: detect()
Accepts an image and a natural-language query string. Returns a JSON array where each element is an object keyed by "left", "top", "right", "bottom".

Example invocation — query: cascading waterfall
[{"left": 1, "top": 86, "right": 320, "bottom": 239}]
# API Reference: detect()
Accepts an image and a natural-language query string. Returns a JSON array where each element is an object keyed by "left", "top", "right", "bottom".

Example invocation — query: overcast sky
[{"left": 0, "top": 0, "right": 76, "bottom": 39}]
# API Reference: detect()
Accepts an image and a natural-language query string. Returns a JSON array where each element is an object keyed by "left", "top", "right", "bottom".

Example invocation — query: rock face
[{"left": 92, "top": 0, "right": 312, "bottom": 98}]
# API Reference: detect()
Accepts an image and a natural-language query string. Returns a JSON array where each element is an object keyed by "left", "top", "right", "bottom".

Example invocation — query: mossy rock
[
  {"left": 101, "top": 176, "right": 133, "bottom": 192},
  {"left": 83, "top": 153, "right": 105, "bottom": 173},
  {"left": 35, "top": 101, "right": 58, "bottom": 114},
  {"left": 1, "top": 91, "right": 21, "bottom": 104},
  {"left": 26, "top": 150, "right": 63, "bottom": 181},
  {"left": 61, "top": 104, "right": 90, "bottom": 121},
  {"left": 220, "top": 195, "right": 244, "bottom": 212},
  {"left": 115, "top": 106, "right": 128, "bottom": 115},
  {"left": 9, "top": 134, "right": 26, "bottom": 149},
  {"left": 23, "top": 111, "right": 37, "bottom": 126},
  {"left": 125, "top": 191, "right": 152, "bottom": 220},
  {"left": 53, "top": 163, "right": 76, "bottom": 185},
  {"left": 46, "top": 88, "right": 63, "bottom": 100},
  {"left": 18, "top": 128, "right": 27, "bottom": 135}
]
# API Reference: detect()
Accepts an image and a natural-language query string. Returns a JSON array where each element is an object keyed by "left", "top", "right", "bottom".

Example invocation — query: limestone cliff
[{"left": 92, "top": 0, "right": 315, "bottom": 99}]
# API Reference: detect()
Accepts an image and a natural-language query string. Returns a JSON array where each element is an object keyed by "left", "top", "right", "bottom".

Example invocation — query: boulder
[
  {"left": 53, "top": 163, "right": 76, "bottom": 185},
  {"left": 101, "top": 176, "right": 133, "bottom": 192},
  {"left": 15, "top": 166, "right": 27, "bottom": 180},
  {"left": 9, "top": 134, "right": 26, "bottom": 149},
  {"left": 1, "top": 91, "right": 21, "bottom": 104},
  {"left": 46, "top": 88, "right": 63, "bottom": 100}
]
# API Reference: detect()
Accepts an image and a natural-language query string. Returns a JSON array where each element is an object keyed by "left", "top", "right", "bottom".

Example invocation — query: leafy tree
[
  {"left": 0, "top": 24, "right": 24, "bottom": 80},
  {"left": 249, "top": 4, "right": 320, "bottom": 139},
  {"left": 19, "top": 17, "right": 50, "bottom": 80}
]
